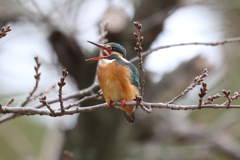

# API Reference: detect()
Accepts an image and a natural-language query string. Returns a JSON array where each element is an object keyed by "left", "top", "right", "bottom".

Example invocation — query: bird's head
[{"left": 85, "top": 41, "right": 127, "bottom": 62}]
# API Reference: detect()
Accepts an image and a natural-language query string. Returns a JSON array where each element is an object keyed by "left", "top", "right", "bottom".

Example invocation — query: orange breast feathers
[{"left": 97, "top": 61, "right": 139, "bottom": 114}]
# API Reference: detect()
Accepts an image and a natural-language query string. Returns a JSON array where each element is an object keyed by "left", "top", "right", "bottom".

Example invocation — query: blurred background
[{"left": 0, "top": 0, "right": 240, "bottom": 160}]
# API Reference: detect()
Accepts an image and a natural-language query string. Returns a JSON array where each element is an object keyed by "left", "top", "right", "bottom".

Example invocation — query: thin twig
[
  {"left": 167, "top": 69, "right": 208, "bottom": 104},
  {"left": 31, "top": 85, "right": 56, "bottom": 100},
  {"left": 58, "top": 69, "right": 68, "bottom": 113},
  {"left": 203, "top": 93, "right": 221, "bottom": 104},
  {"left": 92, "top": 21, "right": 109, "bottom": 93},
  {"left": 0, "top": 25, "right": 12, "bottom": 38},
  {"left": 39, "top": 96, "right": 55, "bottom": 115},
  {"left": 21, "top": 56, "right": 41, "bottom": 107},
  {"left": 64, "top": 93, "right": 103, "bottom": 110},
  {"left": 0, "top": 78, "right": 99, "bottom": 124},
  {"left": 98, "top": 21, "right": 109, "bottom": 59},
  {"left": 231, "top": 91, "right": 240, "bottom": 100},
  {"left": 222, "top": 90, "right": 232, "bottom": 109},
  {"left": 133, "top": 21, "right": 145, "bottom": 96},
  {"left": 129, "top": 37, "right": 240, "bottom": 63},
  {"left": 6, "top": 98, "right": 14, "bottom": 106},
  {"left": 0, "top": 79, "right": 99, "bottom": 123},
  {"left": 36, "top": 79, "right": 99, "bottom": 109},
  {"left": 99, "top": 21, "right": 108, "bottom": 44},
  {"left": 222, "top": 91, "right": 240, "bottom": 107}
]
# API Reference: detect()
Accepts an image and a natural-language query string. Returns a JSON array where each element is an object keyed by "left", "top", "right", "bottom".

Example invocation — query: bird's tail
[{"left": 123, "top": 111, "right": 135, "bottom": 123}]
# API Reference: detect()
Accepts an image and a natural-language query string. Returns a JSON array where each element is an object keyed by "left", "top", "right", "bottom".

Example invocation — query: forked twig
[
  {"left": 167, "top": 69, "right": 208, "bottom": 104},
  {"left": 0, "top": 82, "right": 99, "bottom": 124},
  {"left": 133, "top": 94, "right": 152, "bottom": 113},
  {"left": 222, "top": 90, "right": 240, "bottom": 108},
  {"left": 222, "top": 90, "right": 235, "bottom": 109},
  {"left": 0, "top": 25, "right": 12, "bottom": 38},
  {"left": 39, "top": 96, "right": 55, "bottom": 114}
]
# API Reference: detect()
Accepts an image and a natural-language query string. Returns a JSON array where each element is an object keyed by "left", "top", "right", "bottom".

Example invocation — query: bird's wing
[{"left": 126, "top": 63, "right": 140, "bottom": 89}]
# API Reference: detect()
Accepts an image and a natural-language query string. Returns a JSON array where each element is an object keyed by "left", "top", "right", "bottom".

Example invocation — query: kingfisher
[{"left": 85, "top": 41, "right": 140, "bottom": 123}]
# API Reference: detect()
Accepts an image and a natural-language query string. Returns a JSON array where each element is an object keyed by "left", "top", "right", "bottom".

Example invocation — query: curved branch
[{"left": 129, "top": 36, "right": 240, "bottom": 63}]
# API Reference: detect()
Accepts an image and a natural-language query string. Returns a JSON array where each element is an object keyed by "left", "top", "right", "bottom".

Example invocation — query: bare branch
[
  {"left": 32, "top": 85, "right": 56, "bottom": 100},
  {"left": 64, "top": 92, "right": 103, "bottom": 110},
  {"left": 99, "top": 21, "right": 108, "bottom": 44},
  {"left": 4, "top": 22, "right": 240, "bottom": 126},
  {"left": 98, "top": 21, "right": 109, "bottom": 59},
  {"left": 167, "top": 69, "right": 208, "bottom": 104},
  {"left": 58, "top": 69, "right": 68, "bottom": 113},
  {"left": 129, "top": 37, "right": 240, "bottom": 63},
  {"left": 133, "top": 94, "right": 152, "bottom": 113},
  {"left": 39, "top": 96, "right": 55, "bottom": 115},
  {"left": 0, "top": 78, "right": 99, "bottom": 124},
  {"left": 133, "top": 21, "right": 145, "bottom": 96},
  {"left": 0, "top": 103, "right": 108, "bottom": 117},
  {"left": 2, "top": 102, "right": 240, "bottom": 118},
  {"left": 222, "top": 90, "right": 240, "bottom": 108}
]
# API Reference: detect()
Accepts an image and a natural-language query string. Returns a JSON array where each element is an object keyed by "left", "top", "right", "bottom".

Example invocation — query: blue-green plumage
[
  {"left": 107, "top": 50, "right": 140, "bottom": 89},
  {"left": 105, "top": 42, "right": 127, "bottom": 58},
  {"left": 126, "top": 63, "right": 140, "bottom": 89}
]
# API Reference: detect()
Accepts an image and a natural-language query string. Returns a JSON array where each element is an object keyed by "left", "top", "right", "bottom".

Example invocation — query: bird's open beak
[{"left": 85, "top": 41, "right": 112, "bottom": 61}]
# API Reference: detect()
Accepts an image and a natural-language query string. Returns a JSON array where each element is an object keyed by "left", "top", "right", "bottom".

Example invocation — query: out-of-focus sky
[
  {"left": 146, "top": 5, "right": 222, "bottom": 81},
  {"left": 0, "top": 2, "right": 223, "bottom": 95}
]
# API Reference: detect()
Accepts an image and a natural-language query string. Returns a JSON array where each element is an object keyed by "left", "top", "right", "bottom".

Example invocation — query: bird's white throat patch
[
  {"left": 99, "top": 59, "right": 115, "bottom": 66},
  {"left": 99, "top": 57, "right": 130, "bottom": 66}
]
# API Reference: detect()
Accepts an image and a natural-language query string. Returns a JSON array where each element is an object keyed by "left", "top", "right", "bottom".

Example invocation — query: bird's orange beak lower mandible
[{"left": 85, "top": 41, "right": 112, "bottom": 61}]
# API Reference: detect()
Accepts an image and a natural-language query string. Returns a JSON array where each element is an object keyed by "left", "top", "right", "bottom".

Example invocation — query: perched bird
[{"left": 86, "top": 41, "right": 140, "bottom": 123}]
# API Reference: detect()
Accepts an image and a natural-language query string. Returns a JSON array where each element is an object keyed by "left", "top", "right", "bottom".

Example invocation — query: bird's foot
[
  {"left": 108, "top": 101, "right": 113, "bottom": 108},
  {"left": 121, "top": 100, "right": 127, "bottom": 107}
]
